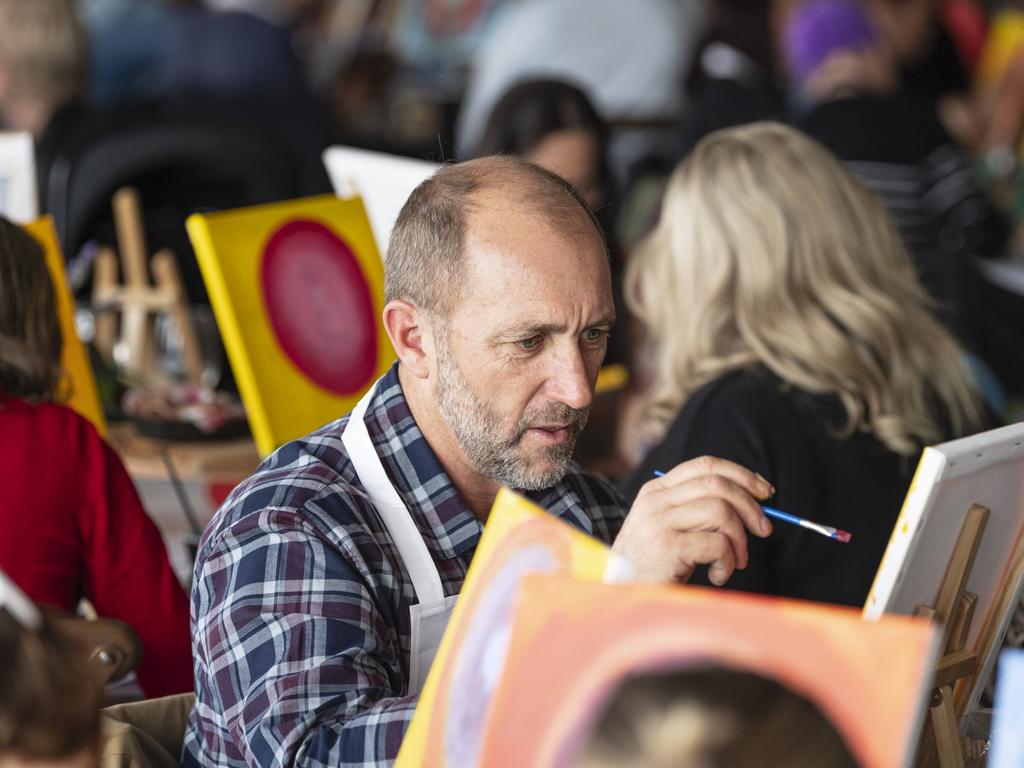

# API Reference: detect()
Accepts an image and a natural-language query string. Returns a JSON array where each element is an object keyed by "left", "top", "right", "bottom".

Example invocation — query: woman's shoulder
[
  {"left": 680, "top": 366, "right": 796, "bottom": 418},
  {"left": 0, "top": 396, "right": 104, "bottom": 445},
  {"left": 662, "top": 366, "right": 833, "bottom": 454}
]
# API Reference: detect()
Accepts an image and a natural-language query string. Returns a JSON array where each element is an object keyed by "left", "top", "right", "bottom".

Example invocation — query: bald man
[{"left": 183, "top": 157, "right": 773, "bottom": 767}]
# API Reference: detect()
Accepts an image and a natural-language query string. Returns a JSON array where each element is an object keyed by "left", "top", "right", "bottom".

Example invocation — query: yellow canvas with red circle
[
  {"left": 23, "top": 216, "right": 105, "bottom": 435},
  {"left": 187, "top": 195, "right": 394, "bottom": 456}
]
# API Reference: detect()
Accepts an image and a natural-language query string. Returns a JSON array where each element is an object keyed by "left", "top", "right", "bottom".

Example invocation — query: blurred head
[
  {"left": 575, "top": 667, "right": 859, "bottom": 768},
  {"left": 385, "top": 156, "right": 613, "bottom": 490},
  {"left": 0, "top": 0, "right": 88, "bottom": 136},
  {"left": 625, "top": 122, "right": 984, "bottom": 454},
  {"left": 781, "top": 0, "right": 896, "bottom": 99},
  {"left": 0, "top": 217, "right": 63, "bottom": 402},
  {"left": 864, "top": 0, "right": 935, "bottom": 68},
  {"left": 0, "top": 573, "right": 101, "bottom": 768},
  {"left": 476, "top": 80, "right": 609, "bottom": 208}
]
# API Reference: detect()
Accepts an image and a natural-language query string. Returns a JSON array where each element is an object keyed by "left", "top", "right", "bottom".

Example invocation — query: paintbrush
[{"left": 652, "top": 470, "right": 852, "bottom": 543}]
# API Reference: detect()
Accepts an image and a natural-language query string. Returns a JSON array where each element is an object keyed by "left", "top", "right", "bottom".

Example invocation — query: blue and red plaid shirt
[{"left": 182, "top": 365, "right": 626, "bottom": 767}]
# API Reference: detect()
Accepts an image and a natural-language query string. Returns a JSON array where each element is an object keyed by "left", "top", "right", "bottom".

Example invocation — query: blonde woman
[{"left": 622, "top": 122, "right": 989, "bottom": 606}]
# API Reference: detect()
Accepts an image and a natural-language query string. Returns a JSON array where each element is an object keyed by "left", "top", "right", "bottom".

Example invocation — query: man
[{"left": 183, "top": 157, "right": 774, "bottom": 767}]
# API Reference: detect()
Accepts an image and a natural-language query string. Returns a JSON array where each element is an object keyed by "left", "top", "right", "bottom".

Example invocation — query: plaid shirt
[{"left": 182, "top": 365, "right": 626, "bottom": 767}]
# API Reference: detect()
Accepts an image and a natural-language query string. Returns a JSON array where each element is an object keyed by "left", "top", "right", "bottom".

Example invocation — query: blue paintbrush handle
[
  {"left": 761, "top": 506, "right": 802, "bottom": 526},
  {"left": 653, "top": 471, "right": 797, "bottom": 527}
]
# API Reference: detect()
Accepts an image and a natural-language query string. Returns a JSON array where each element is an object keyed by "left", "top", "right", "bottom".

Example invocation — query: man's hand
[{"left": 613, "top": 456, "right": 774, "bottom": 585}]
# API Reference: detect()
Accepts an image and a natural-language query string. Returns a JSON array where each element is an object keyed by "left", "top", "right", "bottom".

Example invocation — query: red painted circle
[{"left": 261, "top": 219, "right": 377, "bottom": 396}]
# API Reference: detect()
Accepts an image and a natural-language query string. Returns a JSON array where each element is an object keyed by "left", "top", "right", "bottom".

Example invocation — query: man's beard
[{"left": 435, "top": 347, "right": 589, "bottom": 491}]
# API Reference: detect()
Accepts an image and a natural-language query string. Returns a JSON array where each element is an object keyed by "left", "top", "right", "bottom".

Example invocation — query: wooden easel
[
  {"left": 913, "top": 504, "right": 989, "bottom": 768},
  {"left": 91, "top": 187, "right": 203, "bottom": 384}
]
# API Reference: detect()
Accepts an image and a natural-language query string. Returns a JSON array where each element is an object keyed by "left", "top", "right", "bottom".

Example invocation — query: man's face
[{"left": 432, "top": 195, "right": 614, "bottom": 491}]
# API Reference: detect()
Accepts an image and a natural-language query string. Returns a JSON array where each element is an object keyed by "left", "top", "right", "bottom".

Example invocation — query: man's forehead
[
  {"left": 463, "top": 206, "right": 606, "bottom": 282},
  {"left": 452, "top": 213, "right": 612, "bottom": 327},
  {"left": 463, "top": 187, "right": 603, "bottom": 257}
]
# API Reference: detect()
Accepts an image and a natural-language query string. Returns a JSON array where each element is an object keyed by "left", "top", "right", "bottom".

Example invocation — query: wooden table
[{"left": 106, "top": 422, "right": 260, "bottom": 485}]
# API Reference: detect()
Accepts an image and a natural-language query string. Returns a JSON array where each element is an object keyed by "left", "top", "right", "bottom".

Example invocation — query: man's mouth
[{"left": 525, "top": 423, "right": 575, "bottom": 445}]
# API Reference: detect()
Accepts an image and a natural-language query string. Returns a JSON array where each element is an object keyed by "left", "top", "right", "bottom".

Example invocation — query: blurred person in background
[
  {"left": 456, "top": 0, "right": 707, "bottom": 182},
  {"left": 679, "top": 0, "right": 792, "bottom": 156},
  {"left": 162, "top": 0, "right": 307, "bottom": 97},
  {"left": 78, "top": 0, "right": 191, "bottom": 107},
  {"left": 476, "top": 79, "right": 610, "bottom": 210},
  {"left": 622, "top": 123, "right": 988, "bottom": 606},
  {"left": 159, "top": 0, "right": 332, "bottom": 193},
  {"left": 0, "top": 0, "right": 88, "bottom": 140},
  {"left": 575, "top": 667, "right": 858, "bottom": 768},
  {"left": 783, "top": 0, "right": 1011, "bottom": 399},
  {"left": 0, "top": 571, "right": 103, "bottom": 768},
  {"left": 866, "top": 0, "right": 972, "bottom": 103},
  {"left": 0, "top": 217, "right": 192, "bottom": 698}
]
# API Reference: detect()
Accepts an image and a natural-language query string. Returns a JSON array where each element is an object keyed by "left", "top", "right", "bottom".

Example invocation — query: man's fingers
[
  {"left": 645, "top": 455, "right": 774, "bottom": 502},
  {"left": 675, "top": 531, "right": 737, "bottom": 586},
  {"left": 643, "top": 471, "right": 773, "bottom": 539},
  {"left": 657, "top": 498, "right": 749, "bottom": 570}
]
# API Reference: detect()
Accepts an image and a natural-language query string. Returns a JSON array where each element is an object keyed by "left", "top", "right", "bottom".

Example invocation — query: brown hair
[
  {"left": 385, "top": 155, "right": 606, "bottom": 316},
  {"left": 0, "top": 609, "right": 102, "bottom": 761},
  {"left": 0, "top": 0, "right": 88, "bottom": 111},
  {"left": 0, "top": 216, "right": 64, "bottom": 401},
  {"left": 577, "top": 667, "right": 860, "bottom": 768}
]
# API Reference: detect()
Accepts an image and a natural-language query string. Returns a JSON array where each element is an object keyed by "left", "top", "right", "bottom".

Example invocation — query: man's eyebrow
[
  {"left": 495, "top": 322, "right": 563, "bottom": 339},
  {"left": 494, "top": 314, "right": 618, "bottom": 339}
]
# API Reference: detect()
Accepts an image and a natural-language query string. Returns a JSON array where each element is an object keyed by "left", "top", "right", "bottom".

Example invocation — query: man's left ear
[{"left": 382, "top": 299, "right": 432, "bottom": 379}]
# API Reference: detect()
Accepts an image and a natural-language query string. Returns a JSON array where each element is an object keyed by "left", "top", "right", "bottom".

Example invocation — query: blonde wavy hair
[{"left": 625, "top": 122, "right": 984, "bottom": 455}]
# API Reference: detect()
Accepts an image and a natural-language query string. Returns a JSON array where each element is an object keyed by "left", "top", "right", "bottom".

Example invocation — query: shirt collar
[{"left": 364, "top": 364, "right": 483, "bottom": 561}]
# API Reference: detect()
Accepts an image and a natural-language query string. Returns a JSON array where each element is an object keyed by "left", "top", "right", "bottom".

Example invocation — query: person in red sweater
[{"left": 0, "top": 215, "right": 192, "bottom": 697}]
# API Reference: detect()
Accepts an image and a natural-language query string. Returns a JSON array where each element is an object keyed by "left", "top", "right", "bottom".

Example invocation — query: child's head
[
  {"left": 0, "top": 216, "right": 62, "bottom": 402},
  {"left": 0, "top": 572, "right": 100, "bottom": 768},
  {"left": 575, "top": 666, "right": 859, "bottom": 768}
]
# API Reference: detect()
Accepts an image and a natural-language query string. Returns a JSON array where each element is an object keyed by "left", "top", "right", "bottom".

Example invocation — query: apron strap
[{"left": 341, "top": 380, "right": 446, "bottom": 606}]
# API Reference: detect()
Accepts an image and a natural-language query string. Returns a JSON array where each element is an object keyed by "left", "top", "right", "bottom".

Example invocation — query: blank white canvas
[
  {"left": 0, "top": 132, "right": 37, "bottom": 223},
  {"left": 990, "top": 649, "right": 1024, "bottom": 768},
  {"left": 322, "top": 146, "right": 437, "bottom": 255},
  {"left": 864, "top": 422, "right": 1024, "bottom": 712}
]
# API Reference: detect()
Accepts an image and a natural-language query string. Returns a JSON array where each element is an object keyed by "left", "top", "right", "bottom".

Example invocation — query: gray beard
[{"left": 435, "top": 350, "right": 588, "bottom": 491}]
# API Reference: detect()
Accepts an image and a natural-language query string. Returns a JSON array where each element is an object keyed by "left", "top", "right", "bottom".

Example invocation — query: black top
[
  {"left": 794, "top": 94, "right": 1007, "bottom": 263},
  {"left": 622, "top": 366, "right": 927, "bottom": 607},
  {"left": 793, "top": 94, "right": 1009, "bottom": 346}
]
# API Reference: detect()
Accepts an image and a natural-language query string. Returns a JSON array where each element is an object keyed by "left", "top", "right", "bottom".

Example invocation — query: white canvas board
[
  {"left": 0, "top": 132, "right": 37, "bottom": 223},
  {"left": 864, "top": 422, "right": 1024, "bottom": 712},
  {"left": 322, "top": 146, "right": 437, "bottom": 254},
  {"left": 990, "top": 649, "right": 1024, "bottom": 768}
]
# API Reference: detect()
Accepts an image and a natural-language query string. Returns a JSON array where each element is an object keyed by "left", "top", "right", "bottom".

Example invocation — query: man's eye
[
  {"left": 583, "top": 329, "right": 607, "bottom": 343},
  {"left": 518, "top": 336, "right": 542, "bottom": 351}
]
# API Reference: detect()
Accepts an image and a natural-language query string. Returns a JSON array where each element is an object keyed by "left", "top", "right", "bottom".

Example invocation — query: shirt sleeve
[
  {"left": 79, "top": 429, "right": 193, "bottom": 697},
  {"left": 921, "top": 142, "right": 1010, "bottom": 260},
  {"left": 190, "top": 508, "right": 416, "bottom": 767}
]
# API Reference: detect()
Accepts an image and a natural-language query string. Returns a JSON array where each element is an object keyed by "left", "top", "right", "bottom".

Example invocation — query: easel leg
[{"left": 931, "top": 686, "right": 965, "bottom": 768}]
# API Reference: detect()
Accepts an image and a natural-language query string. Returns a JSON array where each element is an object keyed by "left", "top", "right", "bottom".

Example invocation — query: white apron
[{"left": 341, "top": 383, "right": 459, "bottom": 696}]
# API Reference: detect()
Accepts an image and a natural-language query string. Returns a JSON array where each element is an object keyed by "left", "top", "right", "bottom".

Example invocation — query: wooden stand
[
  {"left": 913, "top": 504, "right": 989, "bottom": 768},
  {"left": 91, "top": 187, "right": 203, "bottom": 385}
]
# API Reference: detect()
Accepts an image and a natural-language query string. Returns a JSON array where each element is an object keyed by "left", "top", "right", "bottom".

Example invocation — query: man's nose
[{"left": 546, "top": 348, "right": 594, "bottom": 411}]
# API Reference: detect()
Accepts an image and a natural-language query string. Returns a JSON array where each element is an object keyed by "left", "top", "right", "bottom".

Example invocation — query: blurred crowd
[{"left": 3, "top": 1, "right": 1024, "bottom": 766}]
